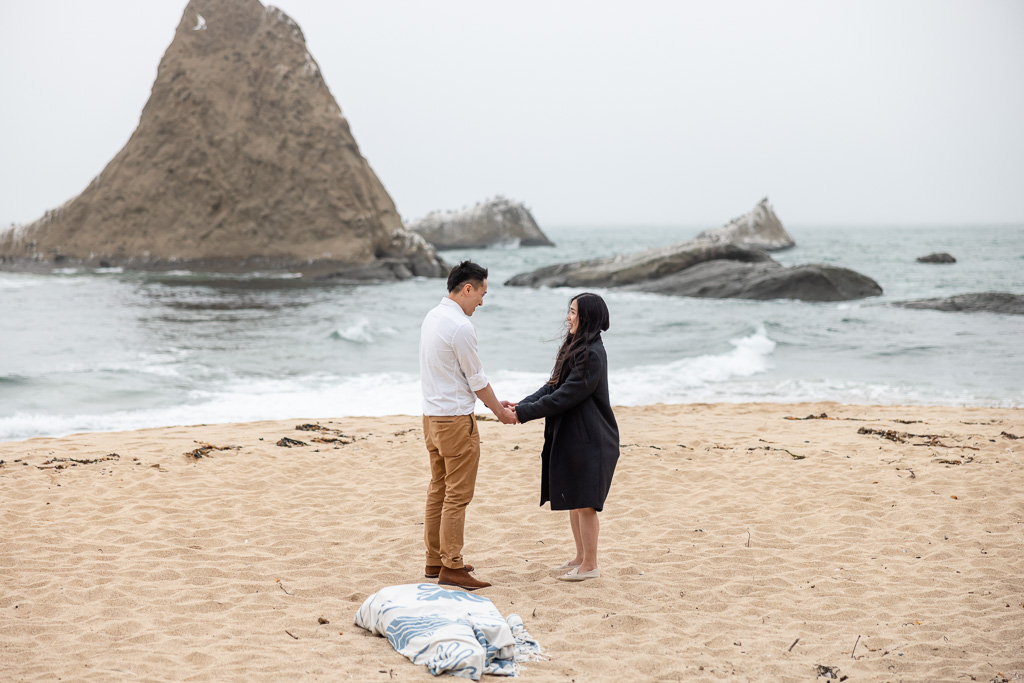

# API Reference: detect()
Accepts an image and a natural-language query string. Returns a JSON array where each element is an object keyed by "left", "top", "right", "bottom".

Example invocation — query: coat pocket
[{"left": 574, "top": 416, "right": 592, "bottom": 444}]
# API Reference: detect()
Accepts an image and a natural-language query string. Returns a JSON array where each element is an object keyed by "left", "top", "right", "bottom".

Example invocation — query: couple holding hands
[{"left": 419, "top": 261, "right": 619, "bottom": 590}]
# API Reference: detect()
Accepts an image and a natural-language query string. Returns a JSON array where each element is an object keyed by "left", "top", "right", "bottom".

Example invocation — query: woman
[{"left": 509, "top": 293, "right": 619, "bottom": 581}]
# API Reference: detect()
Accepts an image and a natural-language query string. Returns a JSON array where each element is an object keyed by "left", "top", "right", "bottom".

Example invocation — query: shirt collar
[{"left": 440, "top": 297, "right": 467, "bottom": 317}]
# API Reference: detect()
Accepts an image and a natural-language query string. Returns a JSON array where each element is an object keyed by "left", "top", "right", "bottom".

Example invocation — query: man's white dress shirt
[{"left": 420, "top": 297, "right": 489, "bottom": 416}]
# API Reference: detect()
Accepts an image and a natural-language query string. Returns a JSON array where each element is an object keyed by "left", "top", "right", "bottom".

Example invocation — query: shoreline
[
  {"left": 5, "top": 398, "right": 1024, "bottom": 446},
  {"left": 2, "top": 401, "right": 1021, "bottom": 681}
]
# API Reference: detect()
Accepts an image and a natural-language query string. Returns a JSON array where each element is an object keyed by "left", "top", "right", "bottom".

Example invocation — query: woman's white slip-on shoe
[{"left": 557, "top": 568, "right": 600, "bottom": 581}]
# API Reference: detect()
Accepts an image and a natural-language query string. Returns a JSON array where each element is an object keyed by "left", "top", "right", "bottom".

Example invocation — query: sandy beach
[{"left": 1, "top": 402, "right": 1022, "bottom": 681}]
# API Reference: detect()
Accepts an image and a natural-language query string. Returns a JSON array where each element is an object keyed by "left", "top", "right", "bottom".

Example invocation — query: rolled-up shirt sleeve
[{"left": 452, "top": 324, "right": 489, "bottom": 393}]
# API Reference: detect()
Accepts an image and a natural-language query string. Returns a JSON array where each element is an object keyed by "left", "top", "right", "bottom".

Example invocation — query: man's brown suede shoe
[
  {"left": 437, "top": 566, "right": 491, "bottom": 590},
  {"left": 425, "top": 564, "right": 474, "bottom": 579}
]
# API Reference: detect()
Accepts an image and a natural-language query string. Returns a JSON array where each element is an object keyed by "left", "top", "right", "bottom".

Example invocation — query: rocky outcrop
[
  {"left": 620, "top": 260, "right": 882, "bottom": 301},
  {"left": 0, "top": 0, "right": 446, "bottom": 280},
  {"left": 407, "top": 197, "right": 554, "bottom": 249},
  {"left": 506, "top": 239, "right": 880, "bottom": 302},
  {"left": 505, "top": 204, "right": 880, "bottom": 302},
  {"left": 695, "top": 198, "right": 794, "bottom": 251},
  {"left": 916, "top": 252, "right": 956, "bottom": 264},
  {"left": 893, "top": 292, "right": 1024, "bottom": 315},
  {"left": 505, "top": 241, "right": 772, "bottom": 288}
]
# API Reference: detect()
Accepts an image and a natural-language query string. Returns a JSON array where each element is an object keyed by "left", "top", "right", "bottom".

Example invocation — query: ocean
[{"left": 1, "top": 224, "right": 1021, "bottom": 441}]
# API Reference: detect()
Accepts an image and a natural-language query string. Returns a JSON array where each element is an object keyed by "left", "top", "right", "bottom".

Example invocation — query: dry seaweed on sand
[
  {"left": 295, "top": 423, "right": 331, "bottom": 432},
  {"left": 747, "top": 444, "right": 808, "bottom": 459},
  {"left": 914, "top": 435, "right": 979, "bottom": 450},
  {"left": 276, "top": 437, "right": 308, "bottom": 448},
  {"left": 294, "top": 423, "right": 355, "bottom": 443},
  {"left": 857, "top": 427, "right": 909, "bottom": 443},
  {"left": 934, "top": 455, "right": 974, "bottom": 466},
  {"left": 184, "top": 443, "right": 240, "bottom": 461},
  {"left": 310, "top": 435, "right": 356, "bottom": 444},
  {"left": 814, "top": 664, "right": 847, "bottom": 680},
  {"left": 36, "top": 453, "right": 120, "bottom": 470},
  {"left": 858, "top": 427, "right": 980, "bottom": 450},
  {"left": 1000, "top": 431, "right": 1020, "bottom": 440},
  {"left": 785, "top": 413, "right": 868, "bottom": 421}
]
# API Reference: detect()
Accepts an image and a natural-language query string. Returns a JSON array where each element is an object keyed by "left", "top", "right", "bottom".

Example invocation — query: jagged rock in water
[
  {"left": 506, "top": 233, "right": 881, "bottom": 302},
  {"left": 695, "top": 197, "right": 795, "bottom": 251},
  {"left": 916, "top": 252, "right": 957, "bottom": 264},
  {"left": 506, "top": 239, "right": 880, "bottom": 302},
  {"left": 505, "top": 241, "right": 771, "bottom": 288},
  {"left": 0, "top": 0, "right": 446, "bottom": 280},
  {"left": 620, "top": 260, "right": 883, "bottom": 302},
  {"left": 892, "top": 292, "right": 1024, "bottom": 315},
  {"left": 407, "top": 197, "right": 554, "bottom": 249}
]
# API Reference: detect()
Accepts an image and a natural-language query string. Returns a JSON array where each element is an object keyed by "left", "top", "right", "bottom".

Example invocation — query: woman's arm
[
  {"left": 515, "top": 349, "right": 604, "bottom": 423},
  {"left": 518, "top": 383, "right": 553, "bottom": 407}
]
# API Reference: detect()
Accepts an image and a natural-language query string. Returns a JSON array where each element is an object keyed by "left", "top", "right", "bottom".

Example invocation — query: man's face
[{"left": 463, "top": 280, "right": 487, "bottom": 315}]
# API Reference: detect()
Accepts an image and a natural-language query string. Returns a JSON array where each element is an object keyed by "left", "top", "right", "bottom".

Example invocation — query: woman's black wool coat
[{"left": 515, "top": 337, "right": 619, "bottom": 512}]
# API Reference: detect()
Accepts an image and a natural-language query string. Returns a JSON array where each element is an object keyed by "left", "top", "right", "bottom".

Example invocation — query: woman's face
[{"left": 567, "top": 299, "right": 579, "bottom": 334}]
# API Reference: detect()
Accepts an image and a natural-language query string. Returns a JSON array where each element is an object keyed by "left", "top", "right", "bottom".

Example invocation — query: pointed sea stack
[
  {"left": 0, "top": 0, "right": 446, "bottom": 279},
  {"left": 696, "top": 197, "right": 795, "bottom": 251}
]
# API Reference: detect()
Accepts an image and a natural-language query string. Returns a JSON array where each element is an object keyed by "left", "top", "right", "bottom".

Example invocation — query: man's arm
[
  {"left": 476, "top": 384, "right": 518, "bottom": 424},
  {"left": 451, "top": 325, "right": 516, "bottom": 424}
]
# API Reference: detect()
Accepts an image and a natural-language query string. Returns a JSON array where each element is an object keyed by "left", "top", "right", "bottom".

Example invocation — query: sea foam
[
  {"left": 611, "top": 325, "right": 776, "bottom": 405},
  {"left": 0, "top": 328, "right": 778, "bottom": 441},
  {"left": 329, "top": 318, "right": 397, "bottom": 345}
]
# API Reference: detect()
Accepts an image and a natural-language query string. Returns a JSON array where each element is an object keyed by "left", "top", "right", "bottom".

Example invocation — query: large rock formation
[
  {"left": 407, "top": 197, "right": 554, "bottom": 249},
  {"left": 505, "top": 240, "right": 881, "bottom": 302},
  {"left": 0, "top": 0, "right": 446, "bottom": 280},
  {"left": 506, "top": 241, "right": 772, "bottom": 288},
  {"left": 505, "top": 200, "right": 880, "bottom": 302},
  {"left": 695, "top": 197, "right": 794, "bottom": 251},
  {"left": 892, "top": 292, "right": 1024, "bottom": 315},
  {"left": 620, "top": 260, "right": 881, "bottom": 301}
]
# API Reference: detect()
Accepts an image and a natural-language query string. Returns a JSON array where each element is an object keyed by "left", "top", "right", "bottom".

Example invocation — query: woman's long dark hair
[{"left": 548, "top": 293, "right": 610, "bottom": 386}]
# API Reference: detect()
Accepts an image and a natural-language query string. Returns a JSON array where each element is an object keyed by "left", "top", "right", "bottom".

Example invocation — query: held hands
[{"left": 496, "top": 400, "right": 519, "bottom": 425}]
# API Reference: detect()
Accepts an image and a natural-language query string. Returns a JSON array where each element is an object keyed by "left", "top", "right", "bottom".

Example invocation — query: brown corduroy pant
[{"left": 422, "top": 414, "right": 480, "bottom": 570}]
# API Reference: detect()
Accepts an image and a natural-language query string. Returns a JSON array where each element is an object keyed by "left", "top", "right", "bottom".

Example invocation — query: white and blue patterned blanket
[{"left": 354, "top": 583, "right": 545, "bottom": 680}]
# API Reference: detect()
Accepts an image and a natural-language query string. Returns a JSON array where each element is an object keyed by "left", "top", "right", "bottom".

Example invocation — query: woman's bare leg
[
  {"left": 566, "top": 509, "right": 584, "bottom": 566},
  {"left": 575, "top": 507, "right": 599, "bottom": 572}
]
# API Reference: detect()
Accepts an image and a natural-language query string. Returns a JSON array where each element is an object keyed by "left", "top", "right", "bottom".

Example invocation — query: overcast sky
[{"left": 2, "top": 0, "right": 1023, "bottom": 229}]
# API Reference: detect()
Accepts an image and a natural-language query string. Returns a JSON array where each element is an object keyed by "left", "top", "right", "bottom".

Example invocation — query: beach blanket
[{"left": 354, "top": 583, "right": 545, "bottom": 680}]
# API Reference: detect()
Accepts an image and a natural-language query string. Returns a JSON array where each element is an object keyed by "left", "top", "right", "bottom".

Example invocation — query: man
[{"left": 420, "top": 261, "right": 517, "bottom": 590}]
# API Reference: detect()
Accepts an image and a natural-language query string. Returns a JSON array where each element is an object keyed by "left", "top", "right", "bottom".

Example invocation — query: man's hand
[
  {"left": 475, "top": 384, "right": 519, "bottom": 424},
  {"left": 500, "top": 400, "right": 518, "bottom": 409}
]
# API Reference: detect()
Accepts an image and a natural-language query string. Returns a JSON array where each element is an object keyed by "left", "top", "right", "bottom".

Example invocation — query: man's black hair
[{"left": 447, "top": 261, "right": 488, "bottom": 293}]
